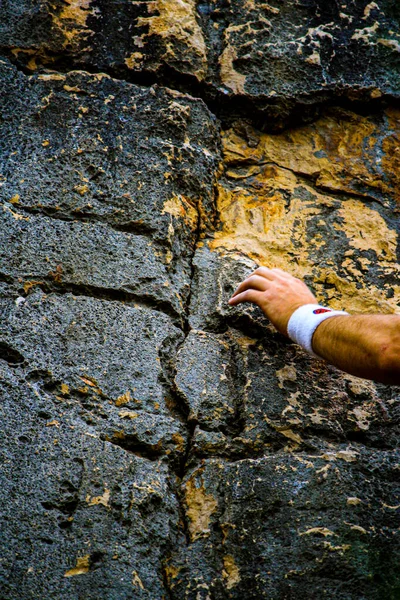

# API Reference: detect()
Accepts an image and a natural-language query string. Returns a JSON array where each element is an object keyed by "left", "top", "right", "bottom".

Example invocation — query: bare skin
[{"left": 229, "top": 267, "right": 400, "bottom": 385}]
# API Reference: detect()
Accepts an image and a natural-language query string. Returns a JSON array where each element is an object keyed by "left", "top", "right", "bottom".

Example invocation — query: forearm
[
  {"left": 229, "top": 267, "right": 400, "bottom": 384},
  {"left": 312, "top": 315, "right": 400, "bottom": 384}
]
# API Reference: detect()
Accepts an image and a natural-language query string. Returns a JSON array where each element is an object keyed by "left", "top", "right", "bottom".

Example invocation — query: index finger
[{"left": 247, "top": 267, "right": 292, "bottom": 281}]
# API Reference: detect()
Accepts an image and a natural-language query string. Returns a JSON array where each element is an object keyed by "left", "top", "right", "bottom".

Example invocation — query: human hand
[{"left": 228, "top": 267, "right": 317, "bottom": 335}]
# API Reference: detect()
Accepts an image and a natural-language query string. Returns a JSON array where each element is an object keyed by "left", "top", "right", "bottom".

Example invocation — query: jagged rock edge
[{"left": 3, "top": 50, "right": 399, "bottom": 131}]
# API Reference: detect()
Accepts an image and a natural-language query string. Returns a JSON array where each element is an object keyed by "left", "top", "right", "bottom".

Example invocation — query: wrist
[{"left": 287, "top": 304, "right": 349, "bottom": 357}]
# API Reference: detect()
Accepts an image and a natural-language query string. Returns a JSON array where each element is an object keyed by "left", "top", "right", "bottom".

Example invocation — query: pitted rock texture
[
  {"left": 1, "top": 0, "right": 400, "bottom": 124},
  {"left": 169, "top": 451, "right": 400, "bottom": 599},
  {"left": 0, "top": 60, "right": 219, "bottom": 317},
  {"left": 0, "top": 364, "right": 182, "bottom": 600},
  {"left": 1, "top": 3, "right": 400, "bottom": 599}
]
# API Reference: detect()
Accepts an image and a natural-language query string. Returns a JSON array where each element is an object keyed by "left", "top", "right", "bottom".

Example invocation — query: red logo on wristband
[{"left": 313, "top": 308, "right": 331, "bottom": 315}]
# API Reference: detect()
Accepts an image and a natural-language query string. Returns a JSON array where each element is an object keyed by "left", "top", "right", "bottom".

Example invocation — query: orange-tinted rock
[
  {"left": 210, "top": 109, "right": 400, "bottom": 314},
  {"left": 2, "top": 0, "right": 400, "bottom": 119}
]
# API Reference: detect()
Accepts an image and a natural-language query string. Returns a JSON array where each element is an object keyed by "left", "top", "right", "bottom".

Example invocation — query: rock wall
[{"left": 0, "top": 2, "right": 399, "bottom": 599}]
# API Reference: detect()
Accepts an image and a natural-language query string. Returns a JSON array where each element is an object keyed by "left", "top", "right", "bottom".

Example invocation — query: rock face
[
  {"left": 2, "top": 0, "right": 400, "bottom": 125},
  {"left": 0, "top": 2, "right": 399, "bottom": 599}
]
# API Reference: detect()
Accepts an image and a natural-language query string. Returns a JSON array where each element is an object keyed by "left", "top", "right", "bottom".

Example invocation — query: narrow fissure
[
  {"left": 3, "top": 202, "right": 161, "bottom": 238},
  {"left": 3, "top": 50, "right": 394, "bottom": 132},
  {"left": 102, "top": 432, "right": 165, "bottom": 461},
  {"left": 19, "top": 280, "right": 184, "bottom": 328}
]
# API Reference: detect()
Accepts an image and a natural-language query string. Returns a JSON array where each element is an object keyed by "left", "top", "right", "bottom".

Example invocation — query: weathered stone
[
  {"left": 0, "top": 208, "right": 185, "bottom": 318},
  {"left": 188, "top": 244, "right": 270, "bottom": 335},
  {"left": 1, "top": 4, "right": 400, "bottom": 598},
  {"left": 0, "top": 59, "right": 220, "bottom": 305},
  {"left": 0, "top": 364, "right": 182, "bottom": 600},
  {"left": 205, "top": 0, "right": 400, "bottom": 112},
  {"left": 168, "top": 451, "right": 400, "bottom": 599},
  {"left": 0, "top": 290, "right": 185, "bottom": 454},
  {"left": 175, "top": 330, "right": 246, "bottom": 432},
  {"left": 210, "top": 110, "right": 400, "bottom": 315},
  {"left": 2, "top": 1, "right": 400, "bottom": 121},
  {"left": 0, "top": 0, "right": 208, "bottom": 81},
  {"left": 176, "top": 325, "right": 399, "bottom": 459}
]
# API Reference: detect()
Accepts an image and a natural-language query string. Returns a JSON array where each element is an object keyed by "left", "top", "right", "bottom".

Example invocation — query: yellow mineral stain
[
  {"left": 222, "top": 554, "right": 241, "bottom": 589},
  {"left": 11, "top": 48, "right": 47, "bottom": 71},
  {"left": 219, "top": 43, "right": 246, "bottom": 94},
  {"left": 38, "top": 73, "right": 66, "bottom": 81},
  {"left": 279, "top": 428, "right": 302, "bottom": 444},
  {"left": 132, "top": 570, "right": 145, "bottom": 589},
  {"left": 63, "top": 84, "right": 83, "bottom": 93},
  {"left": 336, "top": 199, "right": 397, "bottom": 260},
  {"left": 164, "top": 563, "right": 181, "bottom": 583},
  {"left": 344, "top": 375, "right": 377, "bottom": 397},
  {"left": 295, "top": 457, "right": 315, "bottom": 470},
  {"left": 136, "top": 0, "right": 207, "bottom": 80},
  {"left": 23, "top": 281, "right": 43, "bottom": 294},
  {"left": 118, "top": 410, "right": 138, "bottom": 419},
  {"left": 308, "top": 407, "right": 328, "bottom": 425},
  {"left": 315, "top": 463, "right": 330, "bottom": 479},
  {"left": 64, "top": 555, "right": 90, "bottom": 577},
  {"left": 347, "top": 497, "right": 363, "bottom": 506},
  {"left": 162, "top": 195, "right": 198, "bottom": 228},
  {"left": 347, "top": 405, "right": 372, "bottom": 431},
  {"left": 382, "top": 502, "right": 400, "bottom": 510},
  {"left": 314, "top": 270, "right": 398, "bottom": 314},
  {"left": 322, "top": 542, "right": 351, "bottom": 552},
  {"left": 86, "top": 486, "right": 110, "bottom": 507},
  {"left": 321, "top": 449, "right": 358, "bottom": 462},
  {"left": 60, "top": 383, "right": 70, "bottom": 395},
  {"left": 265, "top": 418, "right": 303, "bottom": 444},
  {"left": 381, "top": 108, "right": 400, "bottom": 197},
  {"left": 220, "top": 522, "right": 236, "bottom": 543},
  {"left": 125, "top": 52, "right": 144, "bottom": 70},
  {"left": 300, "top": 527, "right": 336, "bottom": 537},
  {"left": 115, "top": 391, "right": 131, "bottom": 406},
  {"left": 275, "top": 365, "right": 297, "bottom": 389},
  {"left": 59, "top": 0, "right": 92, "bottom": 25},
  {"left": 184, "top": 470, "right": 218, "bottom": 541},
  {"left": 210, "top": 117, "right": 400, "bottom": 315},
  {"left": 172, "top": 433, "right": 186, "bottom": 453},
  {"left": 344, "top": 522, "right": 368, "bottom": 534},
  {"left": 74, "top": 184, "right": 89, "bottom": 195},
  {"left": 222, "top": 110, "right": 400, "bottom": 201},
  {"left": 51, "top": 0, "right": 94, "bottom": 49},
  {"left": 210, "top": 171, "right": 328, "bottom": 273},
  {"left": 3, "top": 204, "right": 29, "bottom": 221},
  {"left": 378, "top": 38, "right": 400, "bottom": 52}
]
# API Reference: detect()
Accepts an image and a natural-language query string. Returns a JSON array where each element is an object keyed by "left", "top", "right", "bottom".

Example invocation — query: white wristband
[{"left": 287, "top": 304, "right": 349, "bottom": 357}]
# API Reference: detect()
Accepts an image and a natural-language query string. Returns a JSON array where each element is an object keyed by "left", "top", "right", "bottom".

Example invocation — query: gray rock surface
[
  {"left": 0, "top": 4, "right": 399, "bottom": 599},
  {"left": 1, "top": 1, "right": 400, "bottom": 123},
  {"left": 169, "top": 451, "right": 400, "bottom": 599},
  {"left": 1, "top": 208, "right": 184, "bottom": 318},
  {"left": 0, "top": 364, "right": 182, "bottom": 600},
  {"left": 0, "top": 59, "right": 220, "bottom": 308},
  {"left": 1, "top": 290, "right": 185, "bottom": 452}
]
